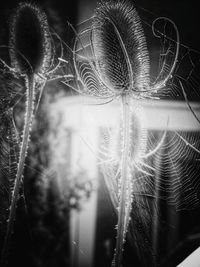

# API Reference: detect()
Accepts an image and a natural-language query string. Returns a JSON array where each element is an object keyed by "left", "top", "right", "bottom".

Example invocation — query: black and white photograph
[{"left": 0, "top": 0, "right": 200, "bottom": 266}]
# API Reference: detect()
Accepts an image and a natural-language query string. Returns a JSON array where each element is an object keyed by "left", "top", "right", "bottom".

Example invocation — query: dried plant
[
  {"left": 0, "top": 3, "right": 55, "bottom": 265},
  {"left": 71, "top": 0, "right": 181, "bottom": 266},
  {"left": 0, "top": 1, "right": 199, "bottom": 267}
]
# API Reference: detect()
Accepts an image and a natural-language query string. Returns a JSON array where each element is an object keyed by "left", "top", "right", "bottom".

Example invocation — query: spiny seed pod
[
  {"left": 9, "top": 2, "right": 52, "bottom": 75},
  {"left": 92, "top": 0, "right": 150, "bottom": 93}
]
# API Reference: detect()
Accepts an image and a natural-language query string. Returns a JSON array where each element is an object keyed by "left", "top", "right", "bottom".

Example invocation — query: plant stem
[
  {"left": 1, "top": 75, "right": 35, "bottom": 267},
  {"left": 113, "top": 93, "right": 131, "bottom": 267}
]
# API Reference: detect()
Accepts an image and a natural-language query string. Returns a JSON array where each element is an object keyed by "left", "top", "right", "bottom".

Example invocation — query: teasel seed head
[
  {"left": 9, "top": 2, "right": 52, "bottom": 76},
  {"left": 92, "top": 0, "right": 150, "bottom": 93}
]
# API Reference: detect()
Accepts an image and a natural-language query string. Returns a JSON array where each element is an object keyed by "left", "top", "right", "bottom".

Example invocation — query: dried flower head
[
  {"left": 9, "top": 2, "right": 52, "bottom": 75},
  {"left": 92, "top": 0, "right": 150, "bottom": 94}
]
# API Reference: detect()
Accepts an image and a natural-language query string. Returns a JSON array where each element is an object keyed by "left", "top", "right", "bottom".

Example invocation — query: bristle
[
  {"left": 92, "top": 0, "right": 150, "bottom": 93},
  {"left": 9, "top": 2, "right": 52, "bottom": 75}
]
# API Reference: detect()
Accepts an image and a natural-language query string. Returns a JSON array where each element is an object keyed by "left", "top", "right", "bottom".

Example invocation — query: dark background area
[
  {"left": 0, "top": 0, "right": 199, "bottom": 49},
  {"left": 134, "top": 0, "right": 200, "bottom": 51}
]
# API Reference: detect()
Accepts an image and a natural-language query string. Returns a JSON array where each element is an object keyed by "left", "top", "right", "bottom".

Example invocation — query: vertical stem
[
  {"left": 113, "top": 93, "right": 130, "bottom": 267},
  {"left": 1, "top": 75, "right": 35, "bottom": 267},
  {"left": 152, "top": 147, "right": 161, "bottom": 264}
]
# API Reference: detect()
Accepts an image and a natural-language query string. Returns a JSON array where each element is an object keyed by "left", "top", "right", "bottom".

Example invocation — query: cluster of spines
[
  {"left": 92, "top": 0, "right": 150, "bottom": 94},
  {"left": 9, "top": 2, "right": 52, "bottom": 76}
]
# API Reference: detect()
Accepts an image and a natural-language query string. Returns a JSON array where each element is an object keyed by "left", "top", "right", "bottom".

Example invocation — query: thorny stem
[
  {"left": 1, "top": 75, "right": 35, "bottom": 267},
  {"left": 113, "top": 93, "right": 131, "bottom": 267}
]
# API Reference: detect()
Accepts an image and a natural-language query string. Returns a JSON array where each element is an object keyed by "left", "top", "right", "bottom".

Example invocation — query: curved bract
[
  {"left": 9, "top": 2, "right": 52, "bottom": 75},
  {"left": 92, "top": 0, "right": 150, "bottom": 94}
]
